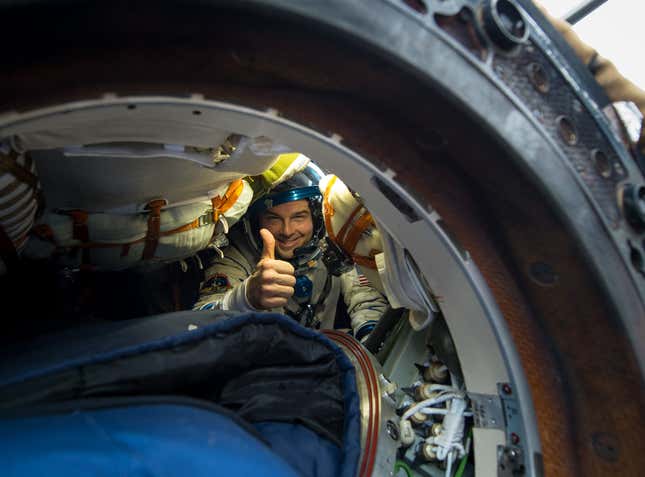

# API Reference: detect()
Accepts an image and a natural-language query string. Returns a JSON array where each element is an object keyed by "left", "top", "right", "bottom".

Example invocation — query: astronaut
[{"left": 193, "top": 164, "right": 388, "bottom": 340}]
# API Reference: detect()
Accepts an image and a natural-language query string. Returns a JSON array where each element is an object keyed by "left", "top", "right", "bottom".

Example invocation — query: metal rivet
[{"left": 511, "top": 432, "right": 520, "bottom": 445}]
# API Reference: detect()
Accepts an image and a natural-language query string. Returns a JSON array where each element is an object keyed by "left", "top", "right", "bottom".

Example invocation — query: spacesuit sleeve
[
  {"left": 192, "top": 245, "right": 258, "bottom": 312},
  {"left": 534, "top": 1, "right": 645, "bottom": 152},
  {"left": 340, "top": 267, "right": 389, "bottom": 338}
]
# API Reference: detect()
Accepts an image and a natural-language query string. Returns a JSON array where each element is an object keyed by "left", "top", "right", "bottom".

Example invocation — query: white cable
[
  {"left": 445, "top": 449, "right": 453, "bottom": 477},
  {"left": 434, "top": 396, "right": 468, "bottom": 461},
  {"left": 420, "top": 408, "right": 473, "bottom": 417},
  {"left": 401, "top": 392, "right": 465, "bottom": 421}
]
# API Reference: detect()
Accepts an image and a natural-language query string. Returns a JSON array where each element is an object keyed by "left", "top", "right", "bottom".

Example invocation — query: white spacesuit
[{"left": 193, "top": 164, "right": 387, "bottom": 338}]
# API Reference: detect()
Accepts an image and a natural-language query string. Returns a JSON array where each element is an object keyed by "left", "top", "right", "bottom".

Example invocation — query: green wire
[
  {"left": 454, "top": 428, "right": 474, "bottom": 477},
  {"left": 394, "top": 460, "right": 413, "bottom": 477}
]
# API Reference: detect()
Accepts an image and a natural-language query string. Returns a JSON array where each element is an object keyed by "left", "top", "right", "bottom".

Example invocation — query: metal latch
[
  {"left": 468, "top": 382, "right": 528, "bottom": 476},
  {"left": 468, "top": 392, "right": 504, "bottom": 430}
]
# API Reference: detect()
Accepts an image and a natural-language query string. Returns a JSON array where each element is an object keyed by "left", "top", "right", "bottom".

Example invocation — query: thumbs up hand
[{"left": 247, "top": 228, "right": 296, "bottom": 309}]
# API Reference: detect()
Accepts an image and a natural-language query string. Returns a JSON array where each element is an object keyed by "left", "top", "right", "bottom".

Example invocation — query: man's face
[{"left": 259, "top": 199, "right": 314, "bottom": 259}]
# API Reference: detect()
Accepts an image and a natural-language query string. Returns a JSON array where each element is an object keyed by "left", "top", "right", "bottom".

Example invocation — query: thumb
[{"left": 259, "top": 228, "right": 276, "bottom": 260}]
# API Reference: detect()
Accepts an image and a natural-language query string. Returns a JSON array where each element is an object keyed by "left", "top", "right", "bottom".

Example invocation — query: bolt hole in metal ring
[
  {"left": 527, "top": 62, "right": 549, "bottom": 94},
  {"left": 590, "top": 148, "right": 612, "bottom": 178},
  {"left": 556, "top": 115, "right": 578, "bottom": 146}
]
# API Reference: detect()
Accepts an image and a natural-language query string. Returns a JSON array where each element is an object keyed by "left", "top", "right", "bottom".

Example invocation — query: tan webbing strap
[
  {"left": 211, "top": 179, "right": 244, "bottom": 224},
  {"left": 0, "top": 150, "right": 38, "bottom": 189},
  {"left": 142, "top": 199, "right": 166, "bottom": 260}
]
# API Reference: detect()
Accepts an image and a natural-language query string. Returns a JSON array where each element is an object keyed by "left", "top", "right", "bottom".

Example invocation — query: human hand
[{"left": 246, "top": 228, "right": 296, "bottom": 309}]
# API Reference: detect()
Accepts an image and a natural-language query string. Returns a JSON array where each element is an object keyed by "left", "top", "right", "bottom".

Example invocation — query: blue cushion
[{"left": 0, "top": 404, "right": 300, "bottom": 477}]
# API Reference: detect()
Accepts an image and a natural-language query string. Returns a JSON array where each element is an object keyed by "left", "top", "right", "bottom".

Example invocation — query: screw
[
  {"left": 502, "top": 383, "right": 512, "bottom": 395},
  {"left": 506, "top": 448, "right": 519, "bottom": 460},
  {"left": 511, "top": 432, "right": 520, "bottom": 445}
]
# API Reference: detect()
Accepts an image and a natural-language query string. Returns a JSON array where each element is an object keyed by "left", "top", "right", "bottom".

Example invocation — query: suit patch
[
  {"left": 203, "top": 273, "right": 231, "bottom": 293},
  {"left": 357, "top": 274, "right": 370, "bottom": 287}
]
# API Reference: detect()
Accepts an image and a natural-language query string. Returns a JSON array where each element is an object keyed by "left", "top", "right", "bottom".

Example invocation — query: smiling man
[{"left": 193, "top": 163, "right": 388, "bottom": 338}]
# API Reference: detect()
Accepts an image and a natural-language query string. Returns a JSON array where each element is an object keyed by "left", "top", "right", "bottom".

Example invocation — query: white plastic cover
[{"left": 30, "top": 138, "right": 286, "bottom": 213}]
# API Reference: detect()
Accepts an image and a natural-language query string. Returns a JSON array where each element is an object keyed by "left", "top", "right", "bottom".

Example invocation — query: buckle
[{"left": 198, "top": 212, "right": 215, "bottom": 227}]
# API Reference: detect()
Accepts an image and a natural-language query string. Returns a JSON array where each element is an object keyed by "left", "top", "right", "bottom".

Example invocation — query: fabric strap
[
  {"left": 322, "top": 175, "right": 377, "bottom": 269},
  {"left": 211, "top": 179, "right": 244, "bottom": 225},
  {"left": 142, "top": 199, "right": 167, "bottom": 260}
]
